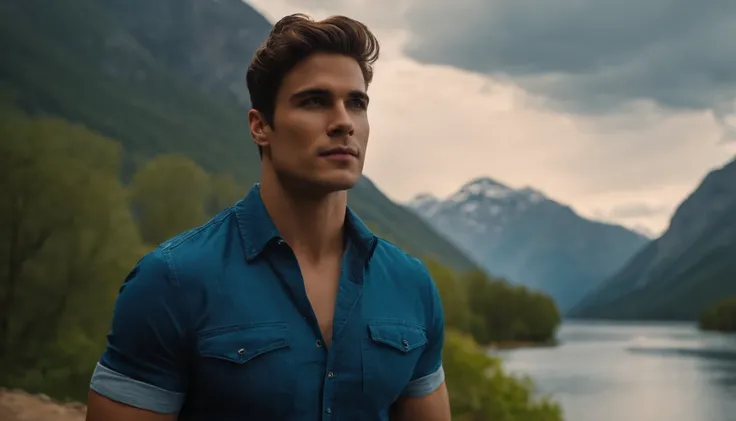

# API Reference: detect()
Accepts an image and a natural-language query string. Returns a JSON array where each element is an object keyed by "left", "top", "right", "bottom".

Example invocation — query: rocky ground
[{"left": 0, "top": 389, "right": 86, "bottom": 421}]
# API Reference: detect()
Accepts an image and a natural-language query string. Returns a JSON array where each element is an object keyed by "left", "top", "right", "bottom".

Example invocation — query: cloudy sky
[{"left": 248, "top": 0, "right": 736, "bottom": 236}]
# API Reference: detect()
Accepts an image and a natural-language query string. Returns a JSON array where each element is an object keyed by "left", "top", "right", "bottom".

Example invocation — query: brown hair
[{"left": 247, "top": 13, "right": 380, "bottom": 129}]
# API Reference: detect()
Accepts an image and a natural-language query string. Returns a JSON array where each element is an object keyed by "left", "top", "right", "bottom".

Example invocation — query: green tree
[
  {"left": 129, "top": 154, "right": 211, "bottom": 245},
  {"left": 461, "top": 268, "right": 561, "bottom": 345},
  {"left": 0, "top": 115, "right": 142, "bottom": 400},
  {"left": 208, "top": 173, "right": 247, "bottom": 216}
]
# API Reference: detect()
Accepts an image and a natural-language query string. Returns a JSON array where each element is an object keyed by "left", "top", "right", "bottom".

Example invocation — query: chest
[
  {"left": 298, "top": 257, "right": 341, "bottom": 345},
  {"left": 183, "top": 256, "right": 430, "bottom": 419}
]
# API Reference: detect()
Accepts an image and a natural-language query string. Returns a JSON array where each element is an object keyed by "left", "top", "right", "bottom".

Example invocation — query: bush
[
  {"left": 444, "top": 329, "right": 563, "bottom": 421},
  {"left": 699, "top": 297, "right": 736, "bottom": 332}
]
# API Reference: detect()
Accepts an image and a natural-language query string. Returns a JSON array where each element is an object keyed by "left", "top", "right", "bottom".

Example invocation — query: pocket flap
[
  {"left": 367, "top": 321, "right": 427, "bottom": 353},
  {"left": 198, "top": 323, "right": 291, "bottom": 364}
]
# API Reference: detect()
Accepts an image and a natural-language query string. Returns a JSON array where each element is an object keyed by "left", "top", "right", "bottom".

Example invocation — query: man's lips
[{"left": 319, "top": 146, "right": 358, "bottom": 157}]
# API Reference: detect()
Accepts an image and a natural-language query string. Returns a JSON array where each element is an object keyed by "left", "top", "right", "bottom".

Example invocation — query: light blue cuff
[
  {"left": 90, "top": 362, "right": 185, "bottom": 414},
  {"left": 401, "top": 365, "right": 445, "bottom": 398}
]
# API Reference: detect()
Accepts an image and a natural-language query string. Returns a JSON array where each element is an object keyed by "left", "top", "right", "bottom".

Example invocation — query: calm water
[{"left": 493, "top": 321, "right": 736, "bottom": 421}]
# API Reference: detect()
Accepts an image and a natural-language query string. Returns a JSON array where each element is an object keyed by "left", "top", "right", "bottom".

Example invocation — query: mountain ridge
[
  {"left": 408, "top": 176, "right": 650, "bottom": 310},
  {"left": 570, "top": 157, "right": 736, "bottom": 320}
]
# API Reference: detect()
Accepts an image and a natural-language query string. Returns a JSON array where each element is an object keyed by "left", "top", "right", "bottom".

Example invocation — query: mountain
[
  {"left": 569, "top": 158, "right": 736, "bottom": 320},
  {"left": 407, "top": 177, "right": 650, "bottom": 310},
  {"left": 0, "top": 0, "right": 479, "bottom": 272}
]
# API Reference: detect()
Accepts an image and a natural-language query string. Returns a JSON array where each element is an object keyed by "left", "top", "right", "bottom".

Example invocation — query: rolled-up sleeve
[
  {"left": 90, "top": 247, "right": 189, "bottom": 414},
  {"left": 402, "top": 262, "right": 446, "bottom": 398}
]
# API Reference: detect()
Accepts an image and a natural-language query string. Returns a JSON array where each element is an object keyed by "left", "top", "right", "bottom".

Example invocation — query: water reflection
[{"left": 493, "top": 321, "right": 736, "bottom": 421}]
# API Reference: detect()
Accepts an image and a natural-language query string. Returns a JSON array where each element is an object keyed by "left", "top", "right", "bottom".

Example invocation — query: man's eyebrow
[
  {"left": 348, "top": 90, "right": 370, "bottom": 103},
  {"left": 290, "top": 88, "right": 369, "bottom": 103},
  {"left": 290, "top": 88, "right": 331, "bottom": 100}
]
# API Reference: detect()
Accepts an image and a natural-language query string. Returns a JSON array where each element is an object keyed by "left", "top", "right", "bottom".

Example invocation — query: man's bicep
[
  {"left": 392, "top": 381, "right": 451, "bottom": 421},
  {"left": 86, "top": 389, "right": 179, "bottom": 421},
  {"left": 90, "top": 249, "right": 189, "bottom": 415},
  {"left": 402, "top": 365, "right": 446, "bottom": 398}
]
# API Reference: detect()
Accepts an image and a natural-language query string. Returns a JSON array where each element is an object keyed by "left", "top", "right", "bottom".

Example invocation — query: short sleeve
[
  {"left": 90, "top": 248, "right": 189, "bottom": 414},
  {"left": 401, "top": 262, "right": 446, "bottom": 398}
]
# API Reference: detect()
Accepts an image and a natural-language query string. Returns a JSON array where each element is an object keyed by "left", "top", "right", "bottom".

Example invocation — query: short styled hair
[{"left": 246, "top": 13, "right": 380, "bottom": 128}]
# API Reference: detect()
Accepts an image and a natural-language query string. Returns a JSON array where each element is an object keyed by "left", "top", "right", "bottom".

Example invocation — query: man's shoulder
[
  {"left": 152, "top": 206, "right": 239, "bottom": 271},
  {"left": 372, "top": 237, "right": 432, "bottom": 284}
]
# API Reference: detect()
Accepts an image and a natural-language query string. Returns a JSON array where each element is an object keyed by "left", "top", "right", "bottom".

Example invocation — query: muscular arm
[
  {"left": 86, "top": 249, "right": 189, "bottom": 420},
  {"left": 390, "top": 382, "right": 451, "bottom": 421},
  {"left": 391, "top": 261, "right": 451, "bottom": 421}
]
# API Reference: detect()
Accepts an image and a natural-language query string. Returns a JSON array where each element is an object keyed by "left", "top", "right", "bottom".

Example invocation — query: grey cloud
[
  {"left": 278, "top": 0, "right": 410, "bottom": 29},
  {"left": 401, "top": 0, "right": 736, "bottom": 128}
]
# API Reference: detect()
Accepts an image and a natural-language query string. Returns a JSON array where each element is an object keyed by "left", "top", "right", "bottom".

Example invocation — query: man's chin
[
  {"left": 318, "top": 177, "right": 360, "bottom": 192},
  {"left": 311, "top": 173, "right": 361, "bottom": 193},
  {"left": 276, "top": 174, "right": 359, "bottom": 199}
]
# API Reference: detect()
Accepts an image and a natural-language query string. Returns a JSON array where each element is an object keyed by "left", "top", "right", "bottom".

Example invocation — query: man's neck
[{"left": 259, "top": 173, "right": 347, "bottom": 263}]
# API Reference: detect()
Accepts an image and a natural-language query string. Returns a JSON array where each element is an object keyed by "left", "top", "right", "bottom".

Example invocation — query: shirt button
[
  {"left": 327, "top": 371, "right": 334, "bottom": 379},
  {"left": 325, "top": 408, "right": 332, "bottom": 414},
  {"left": 402, "top": 339, "right": 409, "bottom": 348},
  {"left": 237, "top": 348, "right": 247, "bottom": 355},
  {"left": 316, "top": 339, "right": 323, "bottom": 348}
]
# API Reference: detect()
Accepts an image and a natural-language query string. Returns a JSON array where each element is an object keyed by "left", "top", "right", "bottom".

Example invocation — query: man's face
[{"left": 256, "top": 53, "right": 370, "bottom": 195}]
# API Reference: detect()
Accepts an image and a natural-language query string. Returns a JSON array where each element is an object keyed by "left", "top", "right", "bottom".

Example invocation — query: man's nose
[{"left": 327, "top": 103, "right": 354, "bottom": 137}]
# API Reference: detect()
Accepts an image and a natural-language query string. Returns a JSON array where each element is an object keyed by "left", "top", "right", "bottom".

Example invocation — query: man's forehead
[{"left": 280, "top": 54, "right": 367, "bottom": 96}]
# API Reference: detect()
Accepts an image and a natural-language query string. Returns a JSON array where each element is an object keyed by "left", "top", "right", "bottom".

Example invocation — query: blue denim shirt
[{"left": 90, "top": 184, "right": 445, "bottom": 421}]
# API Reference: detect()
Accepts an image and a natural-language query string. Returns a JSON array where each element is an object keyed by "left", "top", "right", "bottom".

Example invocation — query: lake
[{"left": 493, "top": 320, "right": 736, "bottom": 421}]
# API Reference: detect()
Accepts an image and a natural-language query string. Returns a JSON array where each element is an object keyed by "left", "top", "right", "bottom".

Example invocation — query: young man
[{"left": 86, "top": 13, "right": 450, "bottom": 421}]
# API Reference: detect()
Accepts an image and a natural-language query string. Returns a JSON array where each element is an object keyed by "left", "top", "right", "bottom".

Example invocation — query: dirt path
[{"left": 0, "top": 389, "right": 86, "bottom": 421}]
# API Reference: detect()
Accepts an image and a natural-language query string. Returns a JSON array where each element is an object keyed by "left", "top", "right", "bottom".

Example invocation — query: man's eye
[
  {"left": 302, "top": 97, "right": 326, "bottom": 107},
  {"left": 347, "top": 98, "right": 368, "bottom": 110}
]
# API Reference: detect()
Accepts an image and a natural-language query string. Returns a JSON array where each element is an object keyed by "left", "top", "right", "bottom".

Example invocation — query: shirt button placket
[{"left": 324, "top": 368, "right": 336, "bottom": 419}]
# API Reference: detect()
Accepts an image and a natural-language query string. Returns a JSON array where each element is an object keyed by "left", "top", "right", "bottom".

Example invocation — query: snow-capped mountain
[{"left": 407, "top": 177, "right": 650, "bottom": 311}]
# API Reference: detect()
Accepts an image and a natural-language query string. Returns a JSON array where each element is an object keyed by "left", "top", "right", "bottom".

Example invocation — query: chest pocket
[
  {"left": 361, "top": 320, "right": 427, "bottom": 406},
  {"left": 195, "top": 322, "right": 295, "bottom": 416}
]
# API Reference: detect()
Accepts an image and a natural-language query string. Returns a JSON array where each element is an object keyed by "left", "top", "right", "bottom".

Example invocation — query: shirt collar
[{"left": 235, "top": 183, "right": 377, "bottom": 262}]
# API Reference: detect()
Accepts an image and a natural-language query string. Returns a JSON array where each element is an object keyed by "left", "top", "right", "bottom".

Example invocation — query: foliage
[
  {"left": 424, "top": 260, "right": 564, "bottom": 420},
  {"left": 426, "top": 261, "right": 561, "bottom": 346},
  {"left": 443, "top": 330, "right": 563, "bottom": 421},
  {"left": 699, "top": 297, "right": 736, "bottom": 332},
  {"left": 130, "top": 154, "right": 212, "bottom": 245},
  {"left": 0, "top": 114, "right": 143, "bottom": 400}
]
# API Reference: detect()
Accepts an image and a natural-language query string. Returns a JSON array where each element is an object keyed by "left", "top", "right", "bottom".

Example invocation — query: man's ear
[{"left": 248, "top": 109, "right": 271, "bottom": 149}]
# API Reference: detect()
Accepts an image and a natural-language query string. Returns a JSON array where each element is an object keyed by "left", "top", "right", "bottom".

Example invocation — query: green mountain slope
[
  {"left": 569, "top": 158, "right": 736, "bottom": 320},
  {"left": 0, "top": 0, "right": 479, "bottom": 272}
]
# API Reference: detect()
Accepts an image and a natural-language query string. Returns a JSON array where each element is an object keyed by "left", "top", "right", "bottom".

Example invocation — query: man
[{"left": 86, "top": 13, "right": 450, "bottom": 421}]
